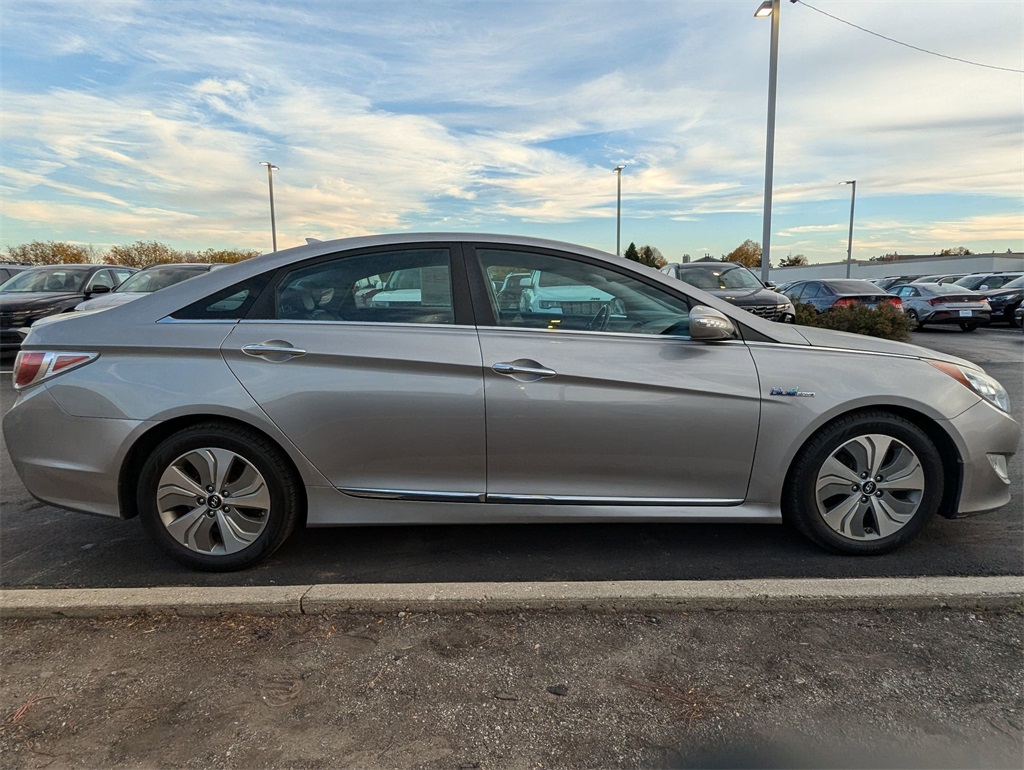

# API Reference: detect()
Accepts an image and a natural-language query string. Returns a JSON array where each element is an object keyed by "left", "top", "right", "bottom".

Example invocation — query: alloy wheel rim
[
  {"left": 813, "top": 433, "right": 925, "bottom": 540},
  {"left": 156, "top": 447, "right": 271, "bottom": 555}
]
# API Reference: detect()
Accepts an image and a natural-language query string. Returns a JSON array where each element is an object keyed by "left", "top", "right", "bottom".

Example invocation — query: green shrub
[{"left": 794, "top": 302, "right": 912, "bottom": 342}]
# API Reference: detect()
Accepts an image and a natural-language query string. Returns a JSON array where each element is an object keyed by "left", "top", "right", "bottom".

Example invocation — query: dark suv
[
  {"left": 0, "top": 262, "right": 31, "bottom": 284},
  {"left": 0, "top": 264, "right": 136, "bottom": 351},
  {"left": 660, "top": 261, "right": 795, "bottom": 322}
]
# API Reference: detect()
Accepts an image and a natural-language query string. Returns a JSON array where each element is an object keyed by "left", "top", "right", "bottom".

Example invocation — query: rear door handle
[
  {"left": 241, "top": 342, "right": 307, "bottom": 360},
  {"left": 491, "top": 359, "right": 556, "bottom": 381}
]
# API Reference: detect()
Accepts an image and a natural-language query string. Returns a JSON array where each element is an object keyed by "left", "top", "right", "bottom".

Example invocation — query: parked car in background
[
  {"left": 75, "top": 263, "right": 222, "bottom": 313},
  {"left": 516, "top": 267, "right": 620, "bottom": 316},
  {"left": 495, "top": 271, "right": 533, "bottom": 310},
  {"left": 890, "top": 283, "right": 990, "bottom": 332},
  {"left": 0, "top": 262, "right": 31, "bottom": 283},
  {"left": 1015, "top": 305, "right": 1023, "bottom": 330},
  {"left": 5, "top": 234, "right": 1018, "bottom": 571},
  {"left": 909, "top": 274, "right": 967, "bottom": 285},
  {"left": 979, "top": 275, "right": 1024, "bottom": 326},
  {"left": 782, "top": 279, "right": 902, "bottom": 314},
  {"left": 873, "top": 276, "right": 924, "bottom": 291},
  {"left": 0, "top": 264, "right": 136, "bottom": 351},
  {"left": 954, "top": 272, "right": 1024, "bottom": 292},
  {"left": 660, "top": 261, "right": 795, "bottom": 322}
]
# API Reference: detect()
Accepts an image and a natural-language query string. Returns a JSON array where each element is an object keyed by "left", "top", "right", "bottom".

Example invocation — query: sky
[{"left": 1, "top": 0, "right": 1022, "bottom": 265}]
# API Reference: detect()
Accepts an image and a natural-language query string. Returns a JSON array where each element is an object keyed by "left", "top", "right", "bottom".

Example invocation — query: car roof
[{"left": 137, "top": 262, "right": 216, "bottom": 271}]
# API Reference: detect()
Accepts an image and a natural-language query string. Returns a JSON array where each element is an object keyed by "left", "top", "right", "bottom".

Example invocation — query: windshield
[
  {"left": 116, "top": 266, "right": 205, "bottom": 293},
  {"left": 998, "top": 276, "right": 1024, "bottom": 290},
  {"left": 679, "top": 265, "right": 763, "bottom": 291},
  {"left": 0, "top": 267, "right": 88, "bottom": 293},
  {"left": 927, "top": 283, "right": 980, "bottom": 295}
]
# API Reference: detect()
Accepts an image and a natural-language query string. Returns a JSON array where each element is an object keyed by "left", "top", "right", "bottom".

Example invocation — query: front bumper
[{"left": 946, "top": 400, "right": 1021, "bottom": 516}]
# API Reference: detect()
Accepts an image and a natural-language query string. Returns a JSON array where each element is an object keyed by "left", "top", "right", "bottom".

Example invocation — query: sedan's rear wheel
[
  {"left": 783, "top": 412, "right": 943, "bottom": 555},
  {"left": 138, "top": 423, "right": 301, "bottom": 571},
  {"left": 905, "top": 309, "right": 922, "bottom": 330}
]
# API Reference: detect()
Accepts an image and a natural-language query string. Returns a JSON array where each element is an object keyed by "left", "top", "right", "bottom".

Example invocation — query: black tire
[
  {"left": 958, "top": 322, "right": 978, "bottom": 332},
  {"left": 137, "top": 422, "right": 301, "bottom": 571},
  {"left": 905, "top": 310, "right": 922, "bottom": 330},
  {"left": 782, "top": 412, "right": 943, "bottom": 555}
]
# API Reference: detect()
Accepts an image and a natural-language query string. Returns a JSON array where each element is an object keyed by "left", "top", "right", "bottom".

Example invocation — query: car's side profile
[{"left": 3, "top": 234, "right": 1019, "bottom": 571}]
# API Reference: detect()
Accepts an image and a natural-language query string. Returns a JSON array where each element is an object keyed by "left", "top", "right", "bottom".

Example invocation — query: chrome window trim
[
  {"left": 157, "top": 317, "right": 240, "bottom": 324},
  {"left": 474, "top": 324, "right": 694, "bottom": 342}
]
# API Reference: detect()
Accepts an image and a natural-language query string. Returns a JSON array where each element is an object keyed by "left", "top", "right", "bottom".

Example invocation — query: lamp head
[{"left": 754, "top": 1, "right": 774, "bottom": 18}]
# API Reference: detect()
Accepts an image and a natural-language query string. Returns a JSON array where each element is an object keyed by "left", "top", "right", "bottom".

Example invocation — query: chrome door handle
[
  {"left": 241, "top": 343, "right": 307, "bottom": 359},
  {"left": 491, "top": 359, "right": 556, "bottom": 380}
]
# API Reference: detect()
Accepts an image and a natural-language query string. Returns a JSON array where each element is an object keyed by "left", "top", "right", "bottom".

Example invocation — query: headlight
[
  {"left": 539, "top": 300, "right": 561, "bottom": 309},
  {"left": 928, "top": 361, "right": 1011, "bottom": 413}
]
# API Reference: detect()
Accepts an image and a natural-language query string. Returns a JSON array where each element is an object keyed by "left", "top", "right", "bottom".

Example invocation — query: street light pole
[
  {"left": 613, "top": 164, "right": 626, "bottom": 256},
  {"left": 841, "top": 180, "right": 857, "bottom": 278},
  {"left": 259, "top": 161, "right": 279, "bottom": 252},
  {"left": 755, "top": 0, "right": 781, "bottom": 283}
]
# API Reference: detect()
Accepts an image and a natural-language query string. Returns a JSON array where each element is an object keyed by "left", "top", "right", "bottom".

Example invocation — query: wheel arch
[
  {"left": 118, "top": 414, "right": 308, "bottom": 521},
  {"left": 782, "top": 405, "right": 963, "bottom": 521}
]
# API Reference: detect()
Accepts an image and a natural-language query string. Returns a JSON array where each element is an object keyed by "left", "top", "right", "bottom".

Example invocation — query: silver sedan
[{"left": 3, "top": 235, "right": 1020, "bottom": 570}]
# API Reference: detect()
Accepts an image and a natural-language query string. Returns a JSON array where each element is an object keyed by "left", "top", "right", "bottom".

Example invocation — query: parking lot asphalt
[{"left": 1, "top": 326, "right": 1021, "bottom": 770}]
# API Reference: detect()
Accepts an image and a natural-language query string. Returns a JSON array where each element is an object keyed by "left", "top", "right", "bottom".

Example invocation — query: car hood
[
  {"left": 982, "top": 287, "right": 1023, "bottom": 299},
  {"left": 792, "top": 324, "right": 978, "bottom": 369},
  {"left": 75, "top": 292, "right": 146, "bottom": 311},
  {"left": 0, "top": 292, "right": 81, "bottom": 309},
  {"left": 704, "top": 287, "right": 791, "bottom": 306}
]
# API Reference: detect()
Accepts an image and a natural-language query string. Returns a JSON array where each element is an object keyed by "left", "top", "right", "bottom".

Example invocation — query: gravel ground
[{"left": 2, "top": 609, "right": 1022, "bottom": 770}]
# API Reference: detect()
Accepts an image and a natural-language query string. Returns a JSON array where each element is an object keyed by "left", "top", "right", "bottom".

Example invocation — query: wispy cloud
[{"left": 1, "top": 0, "right": 1021, "bottom": 261}]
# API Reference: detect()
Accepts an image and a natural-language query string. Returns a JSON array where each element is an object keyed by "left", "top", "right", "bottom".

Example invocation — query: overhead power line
[{"left": 793, "top": 0, "right": 1024, "bottom": 74}]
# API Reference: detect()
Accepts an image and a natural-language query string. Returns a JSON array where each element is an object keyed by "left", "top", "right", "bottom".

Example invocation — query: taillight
[
  {"left": 833, "top": 298, "right": 855, "bottom": 308},
  {"left": 13, "top": 351, "right": 98, "bottom": 390},
  {"left": 886, "top": 297, "right": 902, "bottom": 309},
  {"left": 928, "top": 298, "right": 943, "bottom": 306}
]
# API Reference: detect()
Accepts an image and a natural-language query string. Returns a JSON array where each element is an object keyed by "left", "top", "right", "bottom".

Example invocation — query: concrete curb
[{"left": 2, "top": 577, "right": 1022, "bottom": 619}]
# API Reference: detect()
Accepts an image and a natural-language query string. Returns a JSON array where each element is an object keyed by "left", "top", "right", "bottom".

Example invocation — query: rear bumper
[
  {"left": 2, "top": 386, "right": 144, "bottom": 518},
  {"left": 922, "top": 309, "right": 990, "bottom": 324}
]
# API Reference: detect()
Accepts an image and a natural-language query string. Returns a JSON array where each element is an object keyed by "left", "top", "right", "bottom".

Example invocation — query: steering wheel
[{"left": 587, "top": 304, "right": 610, "bottom": 331}]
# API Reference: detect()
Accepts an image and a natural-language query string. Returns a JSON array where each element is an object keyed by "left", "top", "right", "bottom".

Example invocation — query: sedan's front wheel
[
  {"left": 137, "top": 423, "right": 301, "bottom": 571},
  {"left": 783, "top": 412, "right": 943, "bottom": 555}
]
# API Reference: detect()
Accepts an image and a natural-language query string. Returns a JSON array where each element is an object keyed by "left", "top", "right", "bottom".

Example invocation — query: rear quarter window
[{"left": 170, "top": 274, "right": 272, "bottom": 320}]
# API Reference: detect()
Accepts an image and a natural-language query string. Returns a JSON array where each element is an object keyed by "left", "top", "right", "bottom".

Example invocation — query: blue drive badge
[{"left": 770, "top": 386, "right": 815, "bottom": 397}]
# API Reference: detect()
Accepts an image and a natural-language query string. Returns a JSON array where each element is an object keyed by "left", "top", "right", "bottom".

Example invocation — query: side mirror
[
  {"left": 764, "top": 281, "right": 777, "bottom": 289},
  {"left": 519, "top": 277, "right": 531, "bottom": 288},
  {"left": 87, "top": 285, "right": 112, "bottom": 296},
  {"left": 689, "top": 305, "right": 738, "bottom": 341}
]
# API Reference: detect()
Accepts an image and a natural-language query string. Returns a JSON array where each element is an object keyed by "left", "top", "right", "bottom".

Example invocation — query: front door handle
[
  {"left": 491, "top": 359, "right": 557, "bottom": 382},
  {"left": 241, "top": 342, "right": 307, "bottom": 361}
]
